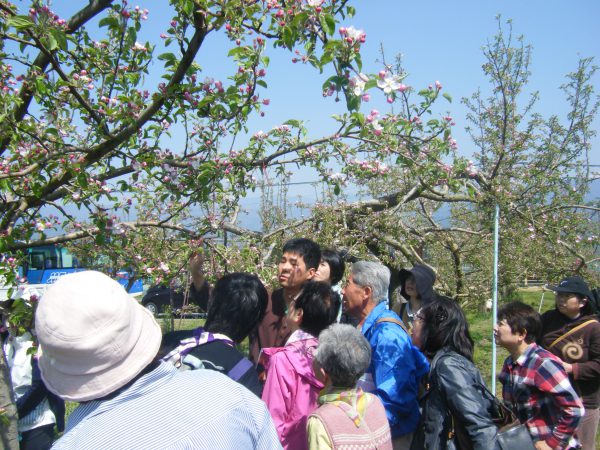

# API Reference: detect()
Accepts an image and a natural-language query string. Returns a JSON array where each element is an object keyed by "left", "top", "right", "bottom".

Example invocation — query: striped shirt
[
  {"left": 499, "top": 343, "right": 584, "bottom": 449},
  {"left": 52, "top": 362, "right": 282, "bottom": 450}
]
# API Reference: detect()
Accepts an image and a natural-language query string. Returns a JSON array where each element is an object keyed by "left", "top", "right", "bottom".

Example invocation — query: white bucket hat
[{"left": 35, "top": 271, "right": 161, "bottom": 402}]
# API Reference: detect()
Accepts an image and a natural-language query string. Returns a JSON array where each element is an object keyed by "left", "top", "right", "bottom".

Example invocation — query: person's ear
[
  {"left": 318, "top": 367, "right": 329, "bottom": 385},
  {"left": 363, "top": 285, "right": 373, "bottom": 300},
  {"left": 291, "top": 306, "right": 304, "bottom": 325},
  {"left": 306, "top": 267, "right": 316, "bottom": 280}
]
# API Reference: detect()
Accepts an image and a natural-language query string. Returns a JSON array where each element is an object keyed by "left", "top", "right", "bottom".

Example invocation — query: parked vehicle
[
  {"left": 13, "top": 245, "right": 144, "bottom": 299},
  {"left": 141, "top": 283, "right": 209, "bottom": 317}
]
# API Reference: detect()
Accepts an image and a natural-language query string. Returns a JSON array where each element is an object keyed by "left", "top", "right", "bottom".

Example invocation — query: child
[
  {"left": 261, "top": 281, "right": 339, "bottom": 450},
  {"left": 494, "top": 301, "right": 584, "bottom": 450}
]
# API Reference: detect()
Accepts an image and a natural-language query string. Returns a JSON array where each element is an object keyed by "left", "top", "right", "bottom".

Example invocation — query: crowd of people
[{"left": 1, "top": 237, "right": 598, "bottom": 450}]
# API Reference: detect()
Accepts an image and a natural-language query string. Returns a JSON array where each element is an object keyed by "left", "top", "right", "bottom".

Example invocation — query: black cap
[{"left": 548, "top": 276, "right": 592, "bottom": 299}]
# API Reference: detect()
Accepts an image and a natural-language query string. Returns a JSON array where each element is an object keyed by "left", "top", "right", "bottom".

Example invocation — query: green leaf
[
  {"left": 334, "top": 184, "right": 341, "bottom": 195},
  {"left": 364, "top": 79, "right": 377, "bottom": 90},
  {"left": 45, "top": 127, "right": 59, "bottom": 137},
  {"left": 284, "top": 119, "right": 302, "bottom": 128},
  {"left": 320, "top": 51, "right": 334, "bottom": 67},
  {"left": 283, "top": 26, "right": 295, "bottom": 50},
  {"left": 320, "top": 14, "right": 336, "bottom": 36},
  {"left": 256, "top": 79, "right": 267, "bottom": 88},
  {"left": 49, "top": 28, "right": 67, "bottom": 51},
  {"left": 346, "top": 6, "right": 356, "bottom": 18},
  {"left": 350, "top": 112, "right": 365, "bottom": 126},
  {"left": 8, "top": 15, "right": 35, "bottom": 30},
  {"left": 354, "top": 53, "right": 362, "bottom": 72},
  {"left": 228, "top": 47, "right": 244, "bottom": 57},
  {"left": 346, "top": 95, "right": 360, "bottom": 112},
  {"left": 292, "top": 12, "right": 308, "bottom": 28},
  {"left": 443, "top": 92, "right": 453, "bottom": 103},
  {"left": 45, "top": 34, "right": 58, "bottom": 51},
  {"left": 98, "top": 16, "right": 119, "bottom": 29}
]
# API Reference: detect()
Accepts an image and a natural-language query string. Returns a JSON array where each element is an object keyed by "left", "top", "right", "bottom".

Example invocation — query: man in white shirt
[{"left": 35, "top": 271, "right": 281, "bottom": 450}]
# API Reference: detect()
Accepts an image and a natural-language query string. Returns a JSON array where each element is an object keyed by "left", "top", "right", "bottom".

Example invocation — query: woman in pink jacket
[{"left": 261, "top": 281, "right": 340, "bottom": 450}]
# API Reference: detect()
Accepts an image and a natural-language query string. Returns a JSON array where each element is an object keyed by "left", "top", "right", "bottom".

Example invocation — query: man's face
[
  {"left": 341, "top": 273, "right": 368, "bottom": 317},
  {"left": 278, "top": 251, "right": 315, "bottom": 290}
]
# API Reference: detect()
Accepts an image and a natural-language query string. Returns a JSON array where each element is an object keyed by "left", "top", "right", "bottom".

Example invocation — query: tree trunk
[{"left": 0, "top": 351, "right": 18, "bottom": 450}]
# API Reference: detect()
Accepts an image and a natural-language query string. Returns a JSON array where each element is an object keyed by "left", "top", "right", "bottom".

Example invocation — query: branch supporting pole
[{"left": 491, "top": 203, "right": 500, "bottom": 395}]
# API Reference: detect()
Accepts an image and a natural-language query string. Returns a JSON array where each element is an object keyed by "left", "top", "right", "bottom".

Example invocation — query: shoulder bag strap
[
  {"left": 375, "top": 317, "right": 409, "bottom": 334},
  {"left": 227, "top": 357, "right": 254, "bottom": 381},
  {"left": 548, "top": 319, "right": 597, "bottom": 349}
]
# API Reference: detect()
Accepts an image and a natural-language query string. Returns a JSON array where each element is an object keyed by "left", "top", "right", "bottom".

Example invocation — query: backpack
[{"left": 162, "top": 327, "right": 254, "bottom": 382}]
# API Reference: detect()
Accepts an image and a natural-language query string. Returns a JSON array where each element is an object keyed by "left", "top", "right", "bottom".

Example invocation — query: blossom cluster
[
  {"left": 28, "top": 4, "right": 67, "bottom": 28},
  {"left": 346, "top": 159, "right": 390, "bottom": 177}
]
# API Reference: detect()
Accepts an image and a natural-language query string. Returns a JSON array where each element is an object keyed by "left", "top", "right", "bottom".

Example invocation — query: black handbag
[
  {"left": 480, "top": 385, "right": 536, "bottom": 450},
  {"left": 496, "top": 422, "right": 536, "bottom": 450}
]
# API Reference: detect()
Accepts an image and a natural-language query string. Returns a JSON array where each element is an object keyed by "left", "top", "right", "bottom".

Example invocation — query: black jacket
[
  {"left": 412, "top": 348, "right": 499, "bottom": 450},
  {"left": 16, "top": 357, "right": 65, "bottom": 432}
]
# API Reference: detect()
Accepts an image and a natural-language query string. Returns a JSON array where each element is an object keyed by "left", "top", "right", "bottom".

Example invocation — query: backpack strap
[
  {"left": 375, "top": 317, "right": 409, "bottom": 334},
  {"left": 227, "top": 357, "right": 254, "bottom": 381},
  {"left": 162, "top": 327, "right": 233, "bottom": 366},
  {"left": 548, "top": 319, "right": 597, "bottom": 349}
]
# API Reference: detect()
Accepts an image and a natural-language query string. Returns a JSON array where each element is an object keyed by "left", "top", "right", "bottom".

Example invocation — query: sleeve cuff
[{"left": 571, "top": 362, "right": 579, "bottom": 379}]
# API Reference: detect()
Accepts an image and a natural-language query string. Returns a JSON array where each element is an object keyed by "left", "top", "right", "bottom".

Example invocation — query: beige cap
[{"left": 35, "top": 271, "right": 161, "bottom": 402}]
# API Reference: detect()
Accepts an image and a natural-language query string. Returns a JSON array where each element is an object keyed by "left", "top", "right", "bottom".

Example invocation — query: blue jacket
[{"left": 362, "top": 302, "right": 430, "bottom": 438}]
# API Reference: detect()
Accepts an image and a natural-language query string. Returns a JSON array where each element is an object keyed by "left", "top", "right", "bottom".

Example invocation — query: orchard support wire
[{"left": 491, "top": 204, "right": 500, "bottom": 395}]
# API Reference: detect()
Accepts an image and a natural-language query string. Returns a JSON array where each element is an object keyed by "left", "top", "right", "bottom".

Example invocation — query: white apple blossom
[
  {"left": 345, "top": 26, "right": 365, "bottom": 42},
  {"left": 377, "top": 75, "right": 401, "bottom": 94},
  {"left": 349, "top": 73, "right": 368, "bottom": 96}
]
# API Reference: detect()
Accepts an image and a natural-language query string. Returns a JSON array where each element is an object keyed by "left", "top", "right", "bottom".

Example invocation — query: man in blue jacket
[{"left": 343, "top": 261, "right": 430, "bottom": 450}]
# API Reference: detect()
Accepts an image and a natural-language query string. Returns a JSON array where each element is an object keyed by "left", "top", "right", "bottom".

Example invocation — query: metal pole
[{"left": 491, "top": 204, "right": 500, "bottom": 395}]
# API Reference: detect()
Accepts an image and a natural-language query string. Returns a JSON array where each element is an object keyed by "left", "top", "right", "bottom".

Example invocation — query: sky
[{"left": 47, "top": 1, "right": 600, "bottom": 228}]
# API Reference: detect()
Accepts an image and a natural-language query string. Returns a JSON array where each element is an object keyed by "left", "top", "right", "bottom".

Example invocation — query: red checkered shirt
[{"left": 499, "top": 343, "right": 584, "bottom": 449}]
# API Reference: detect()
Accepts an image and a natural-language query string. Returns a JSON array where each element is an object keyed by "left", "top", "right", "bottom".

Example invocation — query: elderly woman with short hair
[{"left": 307, "top": 323, "right": 392, "bottom": 450}]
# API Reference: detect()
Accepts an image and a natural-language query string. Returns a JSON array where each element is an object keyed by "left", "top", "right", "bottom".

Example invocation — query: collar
[
  {"left": 361, "top": 301, "right": 388, "bottom": 333},
  {"left": 511, "top": 342, "right": 537, "bottom": 367},
  {"left": 69, "top": 363, "right": 177, "bottom": 428},
  {"left": 318, "top": 386, "right": 368, "bottom": 427},
  {"left": 286, "top": 328, "right": 315, "bottom": 345}
]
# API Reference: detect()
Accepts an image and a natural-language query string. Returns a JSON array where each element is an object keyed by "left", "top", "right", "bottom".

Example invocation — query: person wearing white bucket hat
[{"left": 35, "top": 271, "right": 281, "bottom": 450}]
